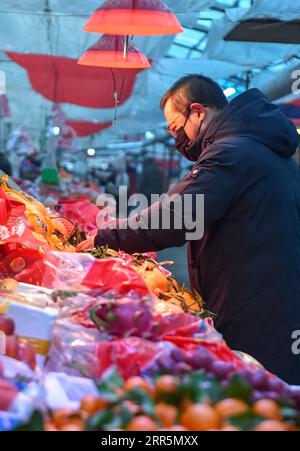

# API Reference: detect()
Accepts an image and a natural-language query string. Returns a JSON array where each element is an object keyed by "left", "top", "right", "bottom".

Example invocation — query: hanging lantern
[
  {"left": 78, "top": 35, "right": 151, "bottom": 69},
  {"left": 84, "top": 0, "right": 183, "bottom": 36}
]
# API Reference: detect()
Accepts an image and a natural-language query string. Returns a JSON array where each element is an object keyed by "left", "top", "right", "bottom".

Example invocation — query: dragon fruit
[{"left": 89, "top": 296, "right": 154, "bottom": 339}]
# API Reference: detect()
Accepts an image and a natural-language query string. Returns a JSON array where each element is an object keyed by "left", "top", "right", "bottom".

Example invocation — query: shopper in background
[
  {"left": 0, "top": 151, "right": 12, "bottom": 176},
  {"left": 126, "top": 157, "right": 138, "bottom": 196},
  {"left": 140, "top": 156, "right": 164, "bottom": 204},
  {"left": 20, "top": 147, "right": 41, "bottom": 182},
  {"left": 106, "top": 166, "right": 129, "bottom": 216},
  {"left": 78, "top": 75, "right": 300, "bottom": 385}
]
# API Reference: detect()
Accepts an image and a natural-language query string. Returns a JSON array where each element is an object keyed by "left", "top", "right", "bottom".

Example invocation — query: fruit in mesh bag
[
  {"left": 50, "top": 216, "right": 76, "bottom": 240},
  {"left": 0, "top": 278, "right": 17, "bottom": 293},
  {"left": 0, "top": 177, "right": 73, "bottom": 251},
  {"left": 132, "top": 260, "right": 175, "bottom": 294},
  {"left": 156, "top": 287, "right": 204, "bottom": 313}
]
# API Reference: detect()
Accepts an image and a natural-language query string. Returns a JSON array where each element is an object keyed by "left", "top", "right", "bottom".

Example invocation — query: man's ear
[
  {"left": 190, "top": 103, "right": 206, "bottom": 114},
  {"left": 190, "top": 103, "right": 206, "bottom": 121}
]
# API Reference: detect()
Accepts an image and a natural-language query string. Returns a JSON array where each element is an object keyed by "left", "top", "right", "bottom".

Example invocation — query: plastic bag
[
  {"left": 92, "top": 338, "right": 173, "bottom": 380},
  {"left": 57, "top": 198, "right": 100, "bottom": 234},
  {"left": 45, "top": 316, "right": 107, "bottom": 377},
  {"left": 0, "top": 246, "right": 56, "bottom": 286},
  {"left": 43, "top": 373, "right": 99, "bottom": 410},
  {"left": 0, "top": 177, "right": 74, "bottom": 251},
  {"left": 40, "top": 253, "right": 150, "bottom": 298},
  {"left": 0, "top": 356, "right": 41, "bottom": 431}
]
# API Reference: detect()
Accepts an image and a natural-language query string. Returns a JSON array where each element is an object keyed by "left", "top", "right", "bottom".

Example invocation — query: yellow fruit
[{"left": 0, "top": 278, "right": 17, "bottom": 292}]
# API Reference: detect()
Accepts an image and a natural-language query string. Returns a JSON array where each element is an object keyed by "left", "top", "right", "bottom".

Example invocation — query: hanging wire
[{"left": 110, "top": 68, "right": 125, "bottom": 127}]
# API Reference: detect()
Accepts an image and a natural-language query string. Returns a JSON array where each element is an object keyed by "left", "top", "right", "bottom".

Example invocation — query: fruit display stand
[{"left": 1, "top": 181, "right": 300, "bottom": 432}]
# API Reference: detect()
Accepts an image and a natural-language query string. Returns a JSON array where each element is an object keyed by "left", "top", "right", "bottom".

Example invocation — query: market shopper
[
  {"left": 20, "top": 147, "right": 41, "bottom": 182},
  {"left": 78, "top": 75, "right": 300, "bottom": 384},
  {"left": 140, "top": 156, "right": 164, "bottom": 203},
  {"left": 0, "top": 151, "right": 12, "bottom": 176}
]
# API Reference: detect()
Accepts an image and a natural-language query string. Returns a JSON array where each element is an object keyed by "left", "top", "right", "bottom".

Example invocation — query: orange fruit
[
  {"left": 159, "top": 425, "right": 188, "bottom": 431},
  {"left": 134, "top": 263, "right": 170, "bottom": 293},
  {"left": 255, "top": 420, "right": 288, "bottom": 431},
  {"left": 286, "top": 425, "right": 300, "bottom": 431},
  {"left": 155, "top": 403, "right": 178, "bottom": 427},
  {"left": 169, "top": 278, "right": 180, "bottom": 293},
  {"left": 59, "top": 422, "right": 84, "bottom": 432},
  {"left": 156, "top": 375, "right": 179, "bottom": 396},
  {"left": 215, "top": 398, "right": 249, "bottom": 418},
  {"left": 220, "top": 425, "right": 241, "bottom": 431},
  {"left": 124, "top": 377, "right": 155, "bottom": 396},
  {"left": 181, "top": 398, "right": 193, "bottom": 411},
  {"left": 180, "top": 404, "right": 221, "bottom": 431},
  {"left": 80, "top": 396, "right": 109, "bottom": 417},
  {"left": 44, "top": 420, "right": 59, "bottom": 432},
  {"left": 127, "top": 416, "right": 158, "bottom": 431},
  {"left": 252, "top": 399, "right": 282, "bottom": 421},
  {"left": 52, "top": 409, "right": 79, "bottom": 428}
]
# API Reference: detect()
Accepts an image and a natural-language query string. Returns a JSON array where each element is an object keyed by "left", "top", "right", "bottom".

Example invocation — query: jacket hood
[{"left": 201, "top": 88, "right": 299, "bottom": 157}]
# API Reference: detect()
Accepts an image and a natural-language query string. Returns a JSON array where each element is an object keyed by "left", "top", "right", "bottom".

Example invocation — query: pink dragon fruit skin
[{"left": 90, "top": 297, "right": 154, "bottom": 339}]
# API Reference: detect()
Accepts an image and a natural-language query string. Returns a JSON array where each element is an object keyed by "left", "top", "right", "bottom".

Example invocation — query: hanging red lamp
[
  {"left": 78, "top": 34, "right": 151, "bottom": 69},
  {"left": 84, "top": 0, "right": 183, "bottom": 36}
]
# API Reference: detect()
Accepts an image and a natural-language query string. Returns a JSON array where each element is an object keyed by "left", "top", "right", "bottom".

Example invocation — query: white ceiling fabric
[
  {"left": 1, "top": 0, "right": 299, "bottom": 144},
  {"left": 203, "top": 10, "right": 300, "bottom": 66},
  {"left": 239, "top": 0, "right": 300, "bottom": 22}
]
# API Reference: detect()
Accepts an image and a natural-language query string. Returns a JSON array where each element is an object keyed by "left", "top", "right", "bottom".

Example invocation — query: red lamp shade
[
  {"left": 78, "top": 35, "right": 151, "bottom": 69},
  {"left": 66, "top": 120, "right": 113, "bottom": 137},
  {"left": 84, "top": 0, "right": 183, "bottom": 36}
]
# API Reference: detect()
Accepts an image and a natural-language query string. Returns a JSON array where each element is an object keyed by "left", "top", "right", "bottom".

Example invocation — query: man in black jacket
[{"left": 78, "top": 75, "right": 300, "bottom": 384}]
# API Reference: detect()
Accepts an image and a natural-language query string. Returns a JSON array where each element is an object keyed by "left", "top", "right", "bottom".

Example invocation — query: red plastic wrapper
[
  {"left": 92, "top": 338, "right": 171, "bottom": 380},
  {"left": 0, "top": 215, "right": 56, "bottom": 286},
  {"left": 0, "top": 246, "right": 56, "bottom": 286},
  {"left": 0, "top": 188, "right": 58, "bottom": 285},
  {"left": 38, "top": 253, "right": 150, "bottom": 298},
  {"left": 57, "top": 198, "right": 99, "bottom": 234},
  {"left": 82, "top": 258, "right": 149, "bottom": 297}
]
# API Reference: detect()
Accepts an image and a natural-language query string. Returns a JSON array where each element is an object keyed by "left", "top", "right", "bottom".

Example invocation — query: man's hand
[{"left": 76, "top": 233, "right": 97, "bottom": 252}]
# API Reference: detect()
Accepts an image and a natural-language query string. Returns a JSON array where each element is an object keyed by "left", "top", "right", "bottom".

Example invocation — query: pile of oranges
[{"left": 45, "top": 375, "right": 298, "bottom": 432}]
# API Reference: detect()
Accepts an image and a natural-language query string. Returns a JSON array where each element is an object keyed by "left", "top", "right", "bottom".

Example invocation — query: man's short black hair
[{"left": 160, "top": 74, "right": 228, "bottom": 112}]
